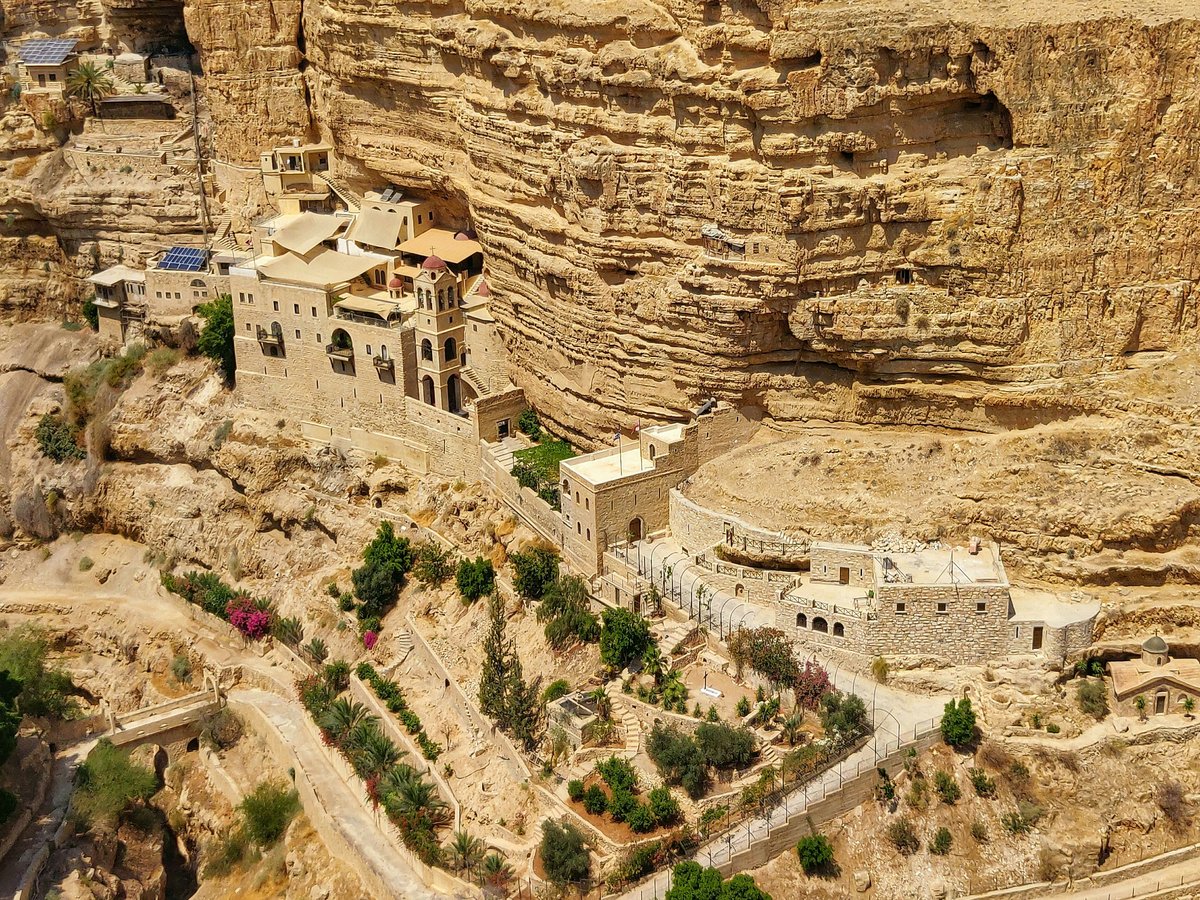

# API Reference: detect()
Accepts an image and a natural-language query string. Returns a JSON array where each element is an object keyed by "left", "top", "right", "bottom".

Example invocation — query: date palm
[
  {"left": 347, "top": 720, "right": 404, "bottom": 780},
  {"left": 384, "top": 770, "right": 449, "bottom": 829},
  {"left": 588, "top": 687, "right": 612, "bottom": 722},
  {"left": 481, "top": 852, "right": 513, "bottom": 892},
  {"left": 642, "top": 645, "right": 665, "bottom": 685},
  {"left": 66, "top": 62, "right": 116, "bottom": 117},
  {"left": 781, "top": 712, "right": 804, "bottom": 747},
  {"left": 447, "top": 829, "right": 485, "bottom": 874},
  {"left": 318, "top": 697, "right": 373, "bottom": 746}
]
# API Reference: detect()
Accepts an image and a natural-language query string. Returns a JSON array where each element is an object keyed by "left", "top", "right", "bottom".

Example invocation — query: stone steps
[
  {"left": 394, "top": 629, "right": 413, "bottom": 663},
  {"left": 461, "top": 366, "right": 491, "bottom": 398},
  {"left": 315, "top": 172, "right": 361, "bottom": 212},
  {"left": 605, "top": 681, "right": 641, "bottom": 757}
]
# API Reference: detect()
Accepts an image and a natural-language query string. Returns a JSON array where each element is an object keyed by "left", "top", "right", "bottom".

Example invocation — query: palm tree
[
  {"left": 447, "top": 829, "right": 485, "bottom": 874},
  {"left": 347, "top": 720, "right": 404, "bottom": 780},
  {"left": 642, "top": 645, "right": 665, "bottom": 686},
  {"left": 781, "top": 712, "right": 804, "bottom": 747},
  {"left": 481, "top": 852, "right": 513, "bottom": 892},
  {"left": 1184, "top": 696, "right": 1196, "bottom": 719},
  {"left": 66, "top": 62, "right": 116, "bottom": 117},
  {"left": 318, "top": 698, "right": 373, "bottom": 746},
  {"left": 384, "top": 771, "right": 450, "bottom": 829},
  {"left": 589, "top": 687, "right": 612, "bottom": 722}
]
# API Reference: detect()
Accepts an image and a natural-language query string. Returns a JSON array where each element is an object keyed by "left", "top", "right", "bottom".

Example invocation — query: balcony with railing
[
  {"left": 256, "top": 325, "right": 284, "bottom": 347},
  {"left": 373, "top": 354, "right": 394, "bottom": 372}
]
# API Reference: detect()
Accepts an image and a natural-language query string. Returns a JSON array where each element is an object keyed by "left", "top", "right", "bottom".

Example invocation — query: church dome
[
  {"left": 421, "top": 254, "right": 447, "bottom": 270},
  {"left": 1143, "top": 635, "right": 1169, "bottom": 655},
  {"left": 388, "top": 276, "right": 403, "bottom": 290}
]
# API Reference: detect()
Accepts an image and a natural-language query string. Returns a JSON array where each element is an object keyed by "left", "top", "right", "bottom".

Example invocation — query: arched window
[
  {"left": 812, "top": 616, "right": 828, "bottom": 634},
  {"left": 833, "top": 622, "right": 845, "bottom": 638},
  {"left": 421, "top": 339, "right": 433, "bottom": 361},
  {"left": 270, "top": 321, "right": 282, "bottom": 338},
  {"left": 628, "top": 517, "right": 644, "bottom": 542},
  {"left": 379, "top": 344, "right": 389, "bottom": 360},
  {"left": 562, "top": 479, "right": 569, "bottom": 496},
  {"left": 447, "top": 374, "right": 461, "bottom": 412},
  {"left": 735, "top": 583, "right": 745, "bottom": 597},
  {"left": 190, "top": 278, "right": 206, "bottom": 287},
  {"left": 438, "top": 290, "right": 445, "bottom": 311},
  {"left": 649, "top": 445, "right": 657, "bottom": 460},
  {"left": 796, "top": 612, "right": 807, "bottom": 628},
  {"left": 421, "top": 375, "right": 435, "bottom": 405},
  {"left": 444, "top": 337, "right": 457, "bottom": 361},
  {"left": 330, "top": 328, "right": 352, "bottom": 351}
]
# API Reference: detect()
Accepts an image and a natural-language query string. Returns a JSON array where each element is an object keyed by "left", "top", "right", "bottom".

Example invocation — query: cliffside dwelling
[
  {"left": 14, "top": 38, "right": 79, "bottom": 98},
  {"left": 1110, "top": 636, "right": 1200, "bottom": 717},
  {"left": 259, "top": 141, "right": 335, "bottom": 214}
]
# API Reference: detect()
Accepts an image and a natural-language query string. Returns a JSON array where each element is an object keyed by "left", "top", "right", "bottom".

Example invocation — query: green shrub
[
  {"left": 582, "top": 784, "right": 608, "bottom": 814},
  {"left": 735, "top": 696, "right": 751, "bottom": 718},
  {"left": 647, "top": 724, "right": 708, "bottom": 799},
  {"left": 74, "top": 739, "right": 158, "bottom": 827},
  {"left": 170, "top": 653, "right": 192, "bottom": 683},
  {"left": 820, "top": 692, "right": 869, "bottom": 746},
  {"left": 537, "top": 575, "right": 600, "bottom": 649},
  {"left": 597, "top": 756, "right": 638, "bottom": 793},
  {"left": 1046, "top": 722, "right": 1060, "bottom": 734},
  {"left": 647, "top": 786, "right": 680, "bottom": 825},
  {"left": 599, "top": 607, "right": 652, "bottom": 671},
  {"left": 627, "top": 803, "right": 655, "bottom": 833},
  {"left": 971, "top": 818, "right": 989, "bottom": 842},
  {"left": 202, "top": 827, "right": 254, "bottom": 877},
  {"left": 540, "top": 820, "right": 590, "bottom": 886},
  {"left": 930, "top": 827, "right": 952, "bottom": 855},
  {"left": 239, "top": 781, "right": 299, "bottom": 846},
  {"left": 941, "top": 697, "right": 977, "bottom": 749},
  {"left": 1076, "top": 679, "right": 1108, "bottom": 719},
  {"left": 796, "top": 833, "right": 834, "bottom": 875},
  {"left": 195, "top": 294, "right": 235, "bottom": 382},
  {"left": 511, "top": 546, "right": 560, "bottom": 601},
  {"left": 351, "top": 522, "right": 412, "bottom": 618},
  {"left": 969, "top": 768, "right": 996, "bottom": 798},
  {"left": 887, "top": 818, "right": 920, "bottom": 855},
  {"left": 79, "top": 556, "right": 94, "bottom": 572},
  {"left": 455, "top": 556, "right": 494, "bottom": 604},
  {"left": 542, "top": 679, "right": 572, "bottom": 704},
  {"left": 608, "top": 787, "right": 637, "bottom": 823},
  {"left": 36, "top": 413, "right": 84, "bottom": 462},
  {"left": 199, "top": 708, "right": 243, "bottom": 750},
  {"left": 695, "top": 722, "right": 756, "bottom": 769},
  {"left": 413, "top": 540, "right": 454, "bottom": 585},
  {"left": 82, "top": 297, "right": 99, "bottom": 330},
  {"left": 934, "top": 770, "right": 961, "bottom": 804},
  {"left": 1002, "top": 800, "right": 1043, "bottom": 835},
  {"left": 517, "top": 408, "right": 542, "bottom": 440},
  {"left": 871, "top": 656, "right": 889, "bottom": 684},
  {"left": 567, "top": 779, "right": 585, "bottom": 802}
]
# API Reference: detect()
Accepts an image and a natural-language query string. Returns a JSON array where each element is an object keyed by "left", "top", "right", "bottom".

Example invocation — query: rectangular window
[
  {"left": 248, "top": 293, "right": 254, "bottom": 303},
  {"left": 311, "top": 306, "right": 317, "bottom": 317},
  {"left": 976, "top": 601, "right": 987, "bottom": 614},
  {"left": 193, "top": 290, "right": 200, "bottom": 298},
  {"left": 156, "top": 291, "right": 163, "bottom": 298},
  {"left": 245, "top": 323, "right": 250, "bottom": 331},
  {"left": 273, "top": 301, "right": 279, "bottom": 311},
  {"left": 175, "top": 292, "right": 181, "bottom": 299},
  {"left": 936, "top": 602, "right": 948, "bottom": 615},
  {"left": 317, "top": 333, "right": 322, "bottom": 343},
  {"left": 417, "top": 214, "right": 423, "bottom": 224},
  {"left": 366, "top": 345, "right": 372, "bottom": 356},
  {"left": 895, "top": 602, "right": 906, "bottom": 613},
  {"left": 294, "top": 329, "right": 301, "bottom": 339},
  {"left": 429, "top": 210, "right": 435, "bottom": 221},
  {"left": 239, "top": 292, "right": 245, "bottom": 303},
  {"left": 293, "top": 304, "right": 300, "bottom": 314}
]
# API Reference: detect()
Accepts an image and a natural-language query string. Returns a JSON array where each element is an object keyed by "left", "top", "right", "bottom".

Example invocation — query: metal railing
[{"left": 334, "top": 309, "right": 402, "bottom": 329}]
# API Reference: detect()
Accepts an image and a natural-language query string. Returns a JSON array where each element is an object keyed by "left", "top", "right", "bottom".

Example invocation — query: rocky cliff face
[{"left": 176, "top": 0, "right": 1200, "bottom": 441}]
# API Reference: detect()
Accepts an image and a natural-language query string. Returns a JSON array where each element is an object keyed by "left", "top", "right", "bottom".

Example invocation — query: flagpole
[{"left": 617, "top": 430, "right": 623, "bottom": 477}]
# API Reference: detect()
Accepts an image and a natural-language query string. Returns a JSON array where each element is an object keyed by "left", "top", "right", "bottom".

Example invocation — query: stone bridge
[{"left": 105, "top": 669, "right": 225, "bottom": 771}]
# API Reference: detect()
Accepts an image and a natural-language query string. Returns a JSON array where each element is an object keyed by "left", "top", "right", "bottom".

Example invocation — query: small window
[
  {"left": 586, "top": 528, "right": 591, "bottom": 541},
  {"left": 193, "top": 290, "right": 200, "bottom": 298},
  {"left": 294, "top": 329, "right": 301, "bottom": 339},
  {"left": 248, "top": 294, "right": 254, "bottom": 303},
  {"left": 245, "top": 323, "right": 251, "bottom": 331},
  {"left": 895, "top": 268, "right": 913, "bottom": 285},
  {"left": 273, "top": 301, "right": 279, "bottom": 311},
  {"left": 175, "top": 292, "right": 181, "bottom": 299},
  {"left": 49, "top": 73, "right": 57, "bottom": 81},
  {"left": 293, "top": 304, "right": 300, "bottom": 314},
  {"left": 936, "top": 602, "right": 948, "bottom": 615},
  {"left": 366, "top": 345, "right": 372, "bottom": 356},
  {"left": 429, "top": 210, "right": 435, "bottom": 221},
  {"left": 317, "top": 333, "right": 322, "bottom": 343},
  {"left": 585, "top": 498, "right": 590, "bottom": 510},
  {"left": 575, "top": 491, "right": 580, "bottom": 503},
  {"left": 577, "top": 523, "right": 581, "bottom": 534},
  {"left": 895, "top": 602, "right": 906, "bottom": 614},
  {"left": 239, "top": 292, "right": 245, "bottom": 302},
  {"left": 156, "top": 291, "right": 163, "bottom": 298},
  {"left": 976, "top": 601, "right": 987, "bottom": 614},
  {"left": 311, "top": 306, "right": 317, "bottom": 316},
  {"left": 417, "top": 214, "right": 423, "bottom": 224},
  {"left": 1014, "top": 626, "right": 1021, "bottom": 638}
]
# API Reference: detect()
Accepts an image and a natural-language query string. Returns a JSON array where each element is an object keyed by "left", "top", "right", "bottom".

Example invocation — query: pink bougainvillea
[
  {"left": 226, "top": 595, "right": 273, "bottom": 641},
  {"left": 362, "top": 630, "right": 378, "bottom": 651}
]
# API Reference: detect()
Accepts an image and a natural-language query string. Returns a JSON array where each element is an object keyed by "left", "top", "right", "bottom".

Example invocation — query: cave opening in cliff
[{"left": 108, "top": 0, "right": 193, "bottom": 57}]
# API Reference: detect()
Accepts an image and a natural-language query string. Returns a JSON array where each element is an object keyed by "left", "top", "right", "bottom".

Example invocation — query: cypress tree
[{"left": 479, "top": 594, "right": 509, "bottom": 720}]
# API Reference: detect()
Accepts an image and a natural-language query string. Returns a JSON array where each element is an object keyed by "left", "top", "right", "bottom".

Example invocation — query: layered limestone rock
[{"left": 175, "top": 0, "right": 1200, "bottom": 442}]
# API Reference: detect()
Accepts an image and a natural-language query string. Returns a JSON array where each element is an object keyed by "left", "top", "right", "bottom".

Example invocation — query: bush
[
  {"left": 455, "top": 556, "right": 494, "bottom": 604},
  {"left": 599, "top": 607, "right": 652, "bottom": 671},
  {"left": 930, "top": 827, "right": 952, "bottom": 855},
  {"left": 200, "top": 708, "right": 243, "bottom": 750},
  {"left": 871, "top": 656, "right": 889, "bottom": 684},
  {"left": 607, "top": 788, "right": 637, "bottom": 823},
  {"left": 820, "top": 692, "right": 869, "bottom": 746},
  {"left": 413, "top": 540, "right": 454, "bottom": 585},
  {"left": 647, "top": 786, "right": 680, "bottom": 825},
  {"left": 239, "top": 781, "right": 300, "bottom": 846},
  {"left": 338, "top": 593, "right": 356, "bottom": 612},
  {"left": 796, "top": 833, "right": 834, "bottom": 875},
  {"left": 74, "top": 739, "right": 158, "bottom": 827},
  {"left": 941, "top": 698, "right": 977, "bottom": 749},
  {"left": 627, "top": 803, "right": 655, "bottom": 833},
  {"left": 1002, "top": 800, "right": 1043, "bottom": 835},
  {"left": 511, "top": 546, "right": 560, "bottom": 601},
  {"left": 647, "top": 724, "right": 709, "bottom": 799},
  {"left": 352, "top": 522, "right": 412, "bottom": 618},
  {"left": 82, "top": 297, "right": 99, "bottom": 330},
  {"left": 1156, "top": 780, "right": 1191, "bottom": 829},
  {"left": 517, "top": 408, "right": 542, "bottom": 441},
  {"left": 540, "top": 820, "right": 590, "bottom": 886},
  {"left": 968, "top": 768, "right": 996, "bottom": 798},
  {"left": 79, "top": 556, "right": 94, "bottom": 572},
  {"left": 195, "top": 294, "right": 235, "bottom": 382},
  {"left": 582, "top": 784, "right": 608, "bottom": 814},
  {"left": 567, "top": 779, "right": 585, "bottom": 802},
  {"left": 170, "top": 653, "right": 192, "bottom": 683},
  {"left": 542, "top": 679, "right": 572, "bottom": 704},
  {"left": 934, "top": 770, "right": 961, "bottom": 804},
  {"left": 695, "top": 722, "right": 756, "bottom": 769},
  {"left": 970, "top": 818, "right": 989, "bottom": 843},
  {"left": 597, "top": 756, "right": 638, "bottom": 793},
  {"left": 0, "top": 625, "right": 77, "bottom": 719},
  {"left": 1076, "top": 679, "right": 1109, "bottom": 719},
  {"left": 538, "top": 575, "right": 600, "bottom": 649},
  {"left": 886, "top": 818, "right": 920, "bottom": 855},
  {"left": 1046, "top": 722, "right": 1060, "bottom": 734},
  {"left": 36, "top": 413, "right": 85, "bottom": 462},
  {"left": 735, "top": 696, "right": 751, "bottom": 718}
]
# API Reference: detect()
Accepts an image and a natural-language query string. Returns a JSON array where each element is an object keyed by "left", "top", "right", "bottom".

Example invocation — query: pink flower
[
  {"left": 226, "top": 596, "right": 274, "bottom": 640},
  {"left": 362, "top": 630, "right": 378, "bottom": 651}
]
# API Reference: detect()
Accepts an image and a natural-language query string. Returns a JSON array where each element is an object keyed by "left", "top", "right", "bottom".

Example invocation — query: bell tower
[{"left": 412, "top": 255, "right": 466, "bottom": 412}]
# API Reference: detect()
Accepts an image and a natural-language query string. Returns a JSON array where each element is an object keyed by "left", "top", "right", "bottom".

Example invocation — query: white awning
[
  {"left": 258, "top": 248, "right": 385, "bottom": 289},
  {"left": 269, "top": 213, "right": 348, "bottom": 255},
  {"left": 347, "top": 208, "right": 404, "bottom": 252},
  {"left": 334, "top": 296, "right": 401, "bottom": 318},
  {"left": 88, "top": 265, "right": 145, "bottom": 287}
]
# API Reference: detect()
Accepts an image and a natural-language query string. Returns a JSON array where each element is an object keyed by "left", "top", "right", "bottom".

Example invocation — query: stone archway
[{"left": 628, "top": 517, "right": 644, "bottom": 543}]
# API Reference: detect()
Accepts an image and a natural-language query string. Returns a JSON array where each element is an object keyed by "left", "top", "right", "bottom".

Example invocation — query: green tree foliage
[
  {"left": 195, "top": 294, "right": 236, "bottom": 382},
  {"left": 352, "top": 522, "right": 413, "bottom": 619},
  {"left": 74, "top": 739, "right": 157, "bottom": 827},
  {"left": 510, "top": 545, "right": 559, "bottom": 601},
  {"left": 239, "top": 781, "right": 300, "bottom": 845},
  {"left": 582, "top": 784, "right": 608, "bottom": 814},
  {"left": 413, "top": 540, "right": 454, "bottom": 585},
  {"left": 0, "top": 625, "right": 76, "bottom": 718},
  {"left": 536, "top": 575, "right": 600, "bottom": 649},
  {"left": 934, "top": 770, "right": 961, "bottom": 804},
  {"left": 35, "top": 413, "right": 84, "bottom": 462},
  {"left": 647, "top": 724, "right": 709, "bottom": 799},
  {"left": 540, "top": 819, "right": 590, "bottom": 886},
  {"left": 886, "top": 818, "right": 920, "bottom": 855},
  {"left": 477, "top": 595, "right": 544, "bottom": 749},
  {"left": 665, "top": 861, "right": 773, "bottom": 900},
  {"left": 941, "top": 697, "right": 978, "bottom": 749},
  {"left": 517, "top": 408, "right": 542, "bottom": 441},
  {"left": 82, "top": 297, "right": 99, "bottom": 330},
  {"left": 819, "top": 692, "right": 869, "bottom": 747},
  {"left": 796, "top": 833, "right": 834, "bottom": 875},
  {"left": 930, "top": 826, "right": 952, "bottom": 855},
  {"left": 726, "top": 627, "right": 800, "bottom": 690},
  {"left": 694, "top": 722, "right": 757, "bottom": 769},
  {"left": 1076, "top": 679, "right": 1108, "bottom": 719},
  {"left": 647, "top": 786, "right": 681, "bottom": 825},
  {"left": 0, "top": 671, "right": 21, "bottom": 768},
  {"left": 542, "top": 679, "right": 571, "bottom": 704},
  {"left": 66, "top": 61, "right": 116, "bottom": 115},
  {"left": 455, "top": 556, "right": 494, "bottom": 604},
  {"left": 599, "top": 607, "right": 652, "bottom": 671}
]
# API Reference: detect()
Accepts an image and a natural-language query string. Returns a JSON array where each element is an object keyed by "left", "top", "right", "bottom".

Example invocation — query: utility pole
[{"left": 188, "top": 71, "right": 212, "bottom": 247}]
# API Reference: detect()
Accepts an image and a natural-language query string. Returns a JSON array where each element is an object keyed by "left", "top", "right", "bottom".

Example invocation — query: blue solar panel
[
  {"left": 17, "top": 39, "right": 78, "bottom": 66},
  {"left": 157, "top": 247, "right": 209, "bottom": 272}
]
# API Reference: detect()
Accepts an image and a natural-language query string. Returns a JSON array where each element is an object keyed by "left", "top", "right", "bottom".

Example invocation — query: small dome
[
  {"left": 421, "top": 254, "right": 446, "bottom": 270},
  {"left": 1143, "top": 635, "right": 1169, "bottom": 655},
  {"left": 454, "top": 231, "right": 470, "bottom": 241},
  {"left": 476, "top": 279, "right": 491, "bottom": 298},
  {"left": 388, "top": 276, "right": 403, "bottom": 289}
]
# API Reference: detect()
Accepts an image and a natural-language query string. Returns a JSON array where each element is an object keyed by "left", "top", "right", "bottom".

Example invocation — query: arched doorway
[
  {"left": 812, "top": 616, "right": 828, "bottom": 634},
  {"left": 421, "top": 375, "right": 435, "bottom": 405},
  {"left": 447, "top": 374, "right": 461, "bottom": 412},
  {"left": 420, "top": 338, "right": 433, "bottom": 361},
  {"left": 444, "top": 336, "right": 457, "bottom": 362},
  {"left": 628, "top": 517, "right": 644, "bottom": 542},
  {"left": 796, "top": 612, "right": 807, "bottom": 628},
  {"left": 833, "top": 622, "right": 845, "bottom": 637}
]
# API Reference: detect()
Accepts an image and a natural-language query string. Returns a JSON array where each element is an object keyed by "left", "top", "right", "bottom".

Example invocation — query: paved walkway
[{"left": 1036, "top": 854, "right": 1200, "bottom": 900}]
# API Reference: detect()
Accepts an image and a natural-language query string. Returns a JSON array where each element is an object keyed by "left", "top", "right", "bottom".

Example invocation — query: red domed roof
[
  {"left": 476, "top": 279, "right": 491, "bottom": 298},
  {"left": 454, "top": 231, "right": 470, "bottom": 241},
  {"left": 388, "top": 276, "right": 403, "bottom": 289},
  {"left": 421, "top": 254, "right": 447, "bottom": 270}
]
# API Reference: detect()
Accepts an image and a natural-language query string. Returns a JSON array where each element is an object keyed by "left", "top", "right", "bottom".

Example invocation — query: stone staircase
[
  {"left": 210, "top": 213, "right": 236, "bottom": 251},
  {"left": 461, "top": 366, "right": 491, "bottom": 398},
  {"left": 394, "top": 628, "right": 413, "bottom": 663},
  {"left": 659, "top": 622, "right": 695, "bottom": 657},
  {"left": 314, "top": 172, "right": 361, "bottom": 212},
  {"left": 605, "top": 681, "right": 641, "bottom": 757},
  {"left": 488, "top": 436, "right": 527, "bottom": 471}
]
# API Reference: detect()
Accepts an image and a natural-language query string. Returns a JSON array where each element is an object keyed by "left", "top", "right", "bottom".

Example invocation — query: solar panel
[
  {"left": 17, "top": 39, "right": 78, "bottom": 66},
  {"left": 157, "top": 247, "right": 209, "bottom": 272}
]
